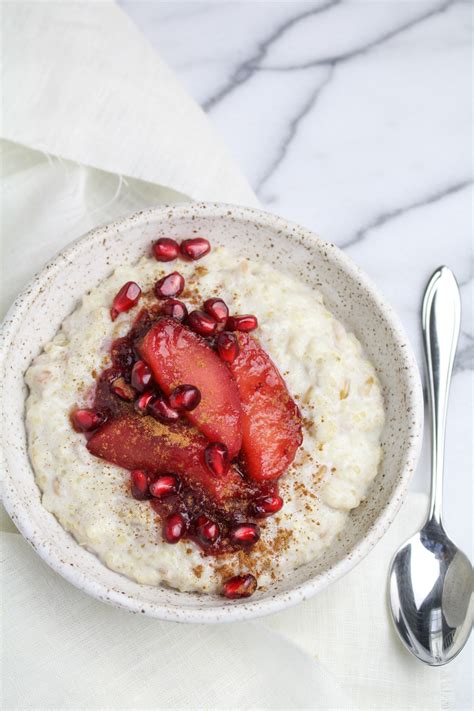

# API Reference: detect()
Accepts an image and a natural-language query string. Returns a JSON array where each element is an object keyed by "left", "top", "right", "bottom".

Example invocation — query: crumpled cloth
[
  {"left": 1, "top": 2, "right": 454, "bottom": 709},
  {"left": 1, "top": 493, "right": 453, "bottom": 710}
]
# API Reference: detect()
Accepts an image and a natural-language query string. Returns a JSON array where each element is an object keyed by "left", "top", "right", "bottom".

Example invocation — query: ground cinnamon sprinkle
[
  {"left": 217, "top": 525, "right": 295, "bottom": 584},
  {"left": 297, "top": 449, "right": 312, "bottom": 465},
  {"left": 314, "top": 464, "right": 327, "bottom": 482},
  {"left": 292, "top": 477, "right": 319, "bottom": 502},
  {"left": 272, "top": 527, "right": 294, "bottom": 554},
  {"left": 182, "top": 291, "right": 201, "bottom": 306},
  {"left": 215, "top": 561, "right": 235, "bottom": 581},
  {"left": 142, "top": 416, "right": 193, "bottom": 447},
  {"left": 193, "top": 565, "right": 203, "bottom": 579},
  {"left": 293, "top": 480, "right": 309, "bottom": 495}
]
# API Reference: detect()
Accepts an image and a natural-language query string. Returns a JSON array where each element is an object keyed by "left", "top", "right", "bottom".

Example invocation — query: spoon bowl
[
  {"left": 388, "top": 266, "right": 473, "bottom": 665},
  {"left": 389, "top": 519, "right": 473, "bottom": 665}
]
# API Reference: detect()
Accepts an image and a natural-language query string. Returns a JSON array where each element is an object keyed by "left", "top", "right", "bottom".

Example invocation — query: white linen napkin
[
  {"left": 0, "top": 2, "right": 456, "bottom": 709},
  {"left": 2, "top": 494, "right": 450, "bottom": 711},
  {"left": 1, "top": 0, "right": 257, "bottom": 209}
]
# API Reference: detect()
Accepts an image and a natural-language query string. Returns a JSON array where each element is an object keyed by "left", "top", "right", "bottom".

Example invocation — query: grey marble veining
[
  {"left": 118, "top": 0, "right": 471, "bottom": 346},
  {"left": 117, "top": 6, "right": 472, "bottom": 691}
]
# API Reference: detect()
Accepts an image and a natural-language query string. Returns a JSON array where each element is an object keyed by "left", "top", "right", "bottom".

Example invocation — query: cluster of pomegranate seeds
[
  {"left": 78, "top": 233, "right": 304, "bottom": 600},
  {"left": 130, "top": 471, "right": 181, "bottom": 501},
  {"left": 184, "top": 300, "right": 257, "bottom": 345},
  {"left": 152, "top": 237, "right": 211, "bottom": 262},
  {"left": 222, "top": 574, "right": 257, "bottom": 599},
  {"left": 110, "top": 281, "right": 141, "bottom": 321}
]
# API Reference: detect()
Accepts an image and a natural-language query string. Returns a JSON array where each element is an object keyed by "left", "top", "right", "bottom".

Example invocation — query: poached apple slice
[
  {"left": 228, "top": 333, "right": 303, "bottom": 481},
  {"left": 139, "top": 317, "right": 242, "bottom": 457},
  {"left": 87, "top": 414, "right": 241, "bottom": 502}
]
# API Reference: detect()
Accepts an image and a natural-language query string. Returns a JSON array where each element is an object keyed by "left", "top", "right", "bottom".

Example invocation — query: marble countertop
[
  {"left": 119, "top": 0, "right": 472, "bottom": 702},
  {"left": 118, "top": 0, "right": 472, "bottom": 538}
]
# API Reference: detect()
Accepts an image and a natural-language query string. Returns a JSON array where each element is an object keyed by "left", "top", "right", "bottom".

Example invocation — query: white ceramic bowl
[{"left": 0, "top": 203, "right": 423, "bottom": 623}]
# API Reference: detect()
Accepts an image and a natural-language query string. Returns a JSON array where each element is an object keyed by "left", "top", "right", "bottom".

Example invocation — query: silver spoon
[{"left": 388, "top": 266, "right": 473, "bottom": 665}]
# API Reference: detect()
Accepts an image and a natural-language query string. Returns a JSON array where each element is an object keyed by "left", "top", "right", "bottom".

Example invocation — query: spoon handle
[{"left": 422, "top": 266, "right": 461, "bottom": 526}]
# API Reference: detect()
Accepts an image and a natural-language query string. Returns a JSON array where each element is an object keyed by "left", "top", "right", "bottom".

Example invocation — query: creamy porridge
[{"left": 25, "top": 244, "right": 384, "bottom": 595}]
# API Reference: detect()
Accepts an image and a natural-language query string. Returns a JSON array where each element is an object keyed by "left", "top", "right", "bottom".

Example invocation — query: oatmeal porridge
[{"left": 25, "top": 237, "right": 384, "bottom": 597}]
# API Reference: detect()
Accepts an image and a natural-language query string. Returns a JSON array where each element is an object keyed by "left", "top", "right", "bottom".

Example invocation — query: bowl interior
[{"left": 0, "top": 203, "right": 423, "bottom": 622}]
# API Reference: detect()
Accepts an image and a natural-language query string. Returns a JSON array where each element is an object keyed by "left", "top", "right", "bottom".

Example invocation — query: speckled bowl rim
[{"left": 0, "top": 202, "right": 423, "bottom": 623}]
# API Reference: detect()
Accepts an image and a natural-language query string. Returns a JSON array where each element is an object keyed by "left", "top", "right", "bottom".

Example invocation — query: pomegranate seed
[
  {"left": 229, "top": 523, "right": 260, "bottom": 547},
  {"left": 164, "top": 513, "right": 186, "bottom": 543},
  {"left": 152, "top": 238, "right": 179, "bottom": 262},
  {"left": 148, "top": 397, "right": 180, "bottom": 423},
  {"left": 161, "top": 299, "right": 188, "bottom": 321},
  {"left": 130, "top": 470, "right": 151, "bottom": 500},
  {"left": 203, "top": 298, "right": 229, "bottom": 324},
  {"left": 180, "top": 237, "right": 210, "bottom": 260},
  {"left": 196, "top": 515, "right": 220, "bottom": 545},
  {"left": 110, "top": 282, "right": 141, "bottom": 321},
  {"left": 149, "top": 475, "right": 179, "bottom": 499},
  {"left": 222, "top": 574, "right": 257, "bottom": 599},
  {"left": 226, "top": 315, "right": 258, "bottom": 333},
  {"left": 168, "top": 384, "right": 201, "bottom": 411},
  {"left": 135, "top": 390, "right": 155, "bottom": 415},
  {"left": 154, "top": 272, "right": 185, "bottom": 299},
  {"left": 252, "top": 494, "right": 284, "bottom": 517},
  {"left": 71, "top": 408, "right": 106, "bottom": 433},
  {"left": 131, "top": 360, "right": 153, "bottom": 392},
  {"left": 187, "top": 310, "right": 217, "bottom": 336},
  {"left": 216, "top": 332, "right": 240, "bottom": 363},
  {"left": 204, "top": 442, "right": 229, "bottom": 477},
  {"left": 111, "top": 377, "right": 136, "bottom": 401}
]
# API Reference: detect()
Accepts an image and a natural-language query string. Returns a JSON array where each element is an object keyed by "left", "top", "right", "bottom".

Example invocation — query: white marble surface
[{"left": 119, "top": 1, "right": 472, "bottom": 705}]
